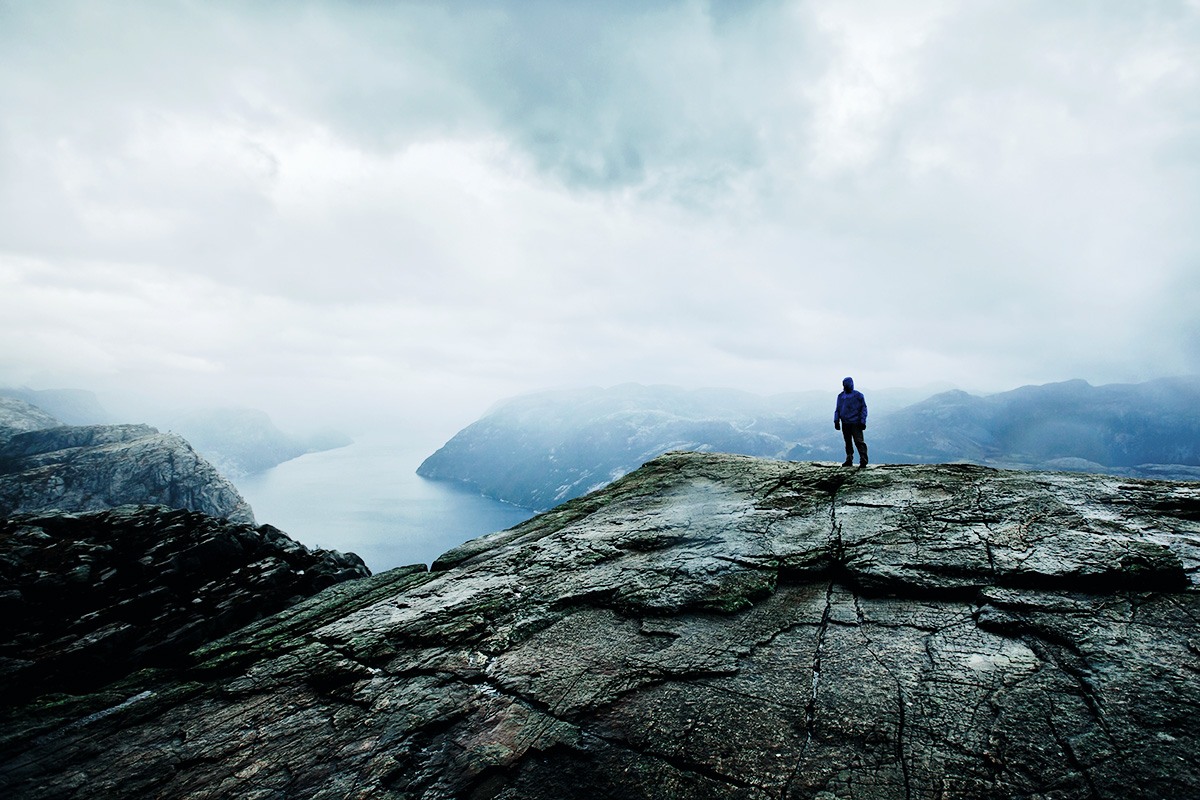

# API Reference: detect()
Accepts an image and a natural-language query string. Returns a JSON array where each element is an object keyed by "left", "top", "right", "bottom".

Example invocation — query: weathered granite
[
  {"left": 2, "top": 452, "right": 1198, "bottom": 799},
  {"left": 0, "top": 505, "right": 369, "bottom": 707},
  {"left": 0, "top": 425, "right": 255, "bottom": 524}
]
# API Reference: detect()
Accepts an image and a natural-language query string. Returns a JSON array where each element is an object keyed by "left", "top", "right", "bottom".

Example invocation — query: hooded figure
[{"left": 834, "top": 377, "right": 868, "bottom": 467}]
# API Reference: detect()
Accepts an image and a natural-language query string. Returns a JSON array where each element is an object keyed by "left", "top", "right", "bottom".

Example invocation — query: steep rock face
[
  {"left": 2, "top": 453, "right": 1199, "bottom": 799},
  {"left": 0, "top": 424, "right": 255, "bottom": 524},
  {"left": 0, "top": 505, "right": 369, "bottom": 706}
]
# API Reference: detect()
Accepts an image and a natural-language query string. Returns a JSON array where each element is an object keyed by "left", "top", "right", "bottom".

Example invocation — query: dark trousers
[{"left": 842, "top": 423, "right": 867, "bottom": 462}]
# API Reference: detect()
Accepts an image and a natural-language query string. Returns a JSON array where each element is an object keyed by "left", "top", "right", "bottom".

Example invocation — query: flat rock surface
[{"left": 2, "top": 452, "right": 1198, "bottom": 799}]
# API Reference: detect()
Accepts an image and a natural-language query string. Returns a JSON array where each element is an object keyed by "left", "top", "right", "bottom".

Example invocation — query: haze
[{"left": 2, "top": 1, "right": 1198, "bottom": 445}]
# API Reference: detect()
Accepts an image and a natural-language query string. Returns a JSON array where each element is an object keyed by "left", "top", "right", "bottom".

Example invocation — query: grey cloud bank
[{"left": 1, "top": 1, "right": 1198, "bottom": 440}]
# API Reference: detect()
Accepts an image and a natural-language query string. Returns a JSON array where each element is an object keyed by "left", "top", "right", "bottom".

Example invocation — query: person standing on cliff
[{"left": 834, "top": 376, "right": 868, "bottom": 467}]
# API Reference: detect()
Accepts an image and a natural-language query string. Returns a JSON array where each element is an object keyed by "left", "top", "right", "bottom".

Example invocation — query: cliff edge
[
  {"left": 2, "top": 452, "right": 1197, "bottom": 799},
  {"left": 0, "top": 423, "right": 255, "bottom": 524}
]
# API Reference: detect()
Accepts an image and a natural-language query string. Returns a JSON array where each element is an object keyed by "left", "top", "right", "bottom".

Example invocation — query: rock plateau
[{"left": 2, "top": 452, "right": 1198, "bottom": 799}]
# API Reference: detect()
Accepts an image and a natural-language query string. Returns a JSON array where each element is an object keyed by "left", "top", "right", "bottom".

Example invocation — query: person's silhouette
[{"left": 834, "top": 377, "right": 868, "bottom": 467}]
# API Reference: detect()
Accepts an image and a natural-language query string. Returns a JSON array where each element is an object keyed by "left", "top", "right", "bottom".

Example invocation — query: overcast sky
[{"left": 2, "top": 1, "right": 1198, "bottom": 439}]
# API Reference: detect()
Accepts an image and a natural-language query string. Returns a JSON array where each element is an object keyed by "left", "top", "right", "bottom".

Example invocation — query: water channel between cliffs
[{"left": 237, "top": 434, "right": 534, "bottom": 572}]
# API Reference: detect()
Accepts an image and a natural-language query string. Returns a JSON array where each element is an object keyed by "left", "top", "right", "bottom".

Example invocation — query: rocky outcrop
[
  {"left": 0, "top": 505, "right": 369, "bottom": 706},
  {"left": 2, "top": 452, "right": 1198, "bottom": 798},
  {"left": 0, "top": 424, "right": 255, "bottom": 524},
  {"left": 0, "top": 398, "right": 59, "bottom": 445}
]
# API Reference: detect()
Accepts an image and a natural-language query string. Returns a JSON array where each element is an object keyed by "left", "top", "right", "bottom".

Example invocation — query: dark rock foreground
[
  {"left": 0, "top": 505, "right": 368, "bottom": 707},
  {"left": 3, "top": 452, "right": 1199, "bottom": 799}
]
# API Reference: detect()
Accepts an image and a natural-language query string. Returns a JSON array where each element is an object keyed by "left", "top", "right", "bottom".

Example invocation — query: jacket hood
[{"left": 842, "top": 377, "right": 854, "bottom": 390}]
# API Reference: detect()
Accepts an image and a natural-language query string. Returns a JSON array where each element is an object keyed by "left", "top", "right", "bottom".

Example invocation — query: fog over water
[{"left": 237, "top": 436, "right": 533, "bottom": 572}]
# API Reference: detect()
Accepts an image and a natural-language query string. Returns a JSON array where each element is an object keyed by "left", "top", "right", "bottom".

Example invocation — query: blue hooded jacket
[{"left": 835, "top": 377, "right": 868, "bottom": 426}]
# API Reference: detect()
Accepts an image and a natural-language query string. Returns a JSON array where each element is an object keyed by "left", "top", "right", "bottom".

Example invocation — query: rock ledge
[{"left": 2, "top": 453, "right": 1197, "bottom": 799}]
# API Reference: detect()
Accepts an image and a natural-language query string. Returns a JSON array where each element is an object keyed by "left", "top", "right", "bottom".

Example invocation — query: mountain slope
[
  {"left": 0, "top": 388, "right": 108, "bottom": 426},
  {"left": 0, "top": 397, "right": 59, "bottom": 444},
  {"left": 3, "top": 452, "right": 1197, "bottom": 799},
  {"left": 167, "top": 407, "right": 352, "bottom": 478},
  {"left": 0, "top": 504, "right": 368, "bottom": 705}
]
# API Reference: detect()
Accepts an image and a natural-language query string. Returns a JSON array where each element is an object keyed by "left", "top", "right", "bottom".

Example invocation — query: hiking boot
[
  {"left": 842, "top": 459, "right": 853, "bottom": 467},
  {"left": 858, "top": 459, "right": 868, "bottom": 468}
]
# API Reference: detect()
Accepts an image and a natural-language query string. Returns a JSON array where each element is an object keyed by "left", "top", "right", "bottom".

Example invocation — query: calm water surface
[{"left": 237, "top": 436, "right": 534, "bottom": 572}]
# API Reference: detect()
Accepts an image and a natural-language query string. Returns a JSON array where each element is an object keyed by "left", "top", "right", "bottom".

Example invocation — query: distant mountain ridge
[
  {"left": 418, "top": 384, "right": 828, "bottom": 509},
  {"left": 419, "top": 378, "right": 1200, "bottom": 510},
  {"left": 869, "top": 377, "right": 1200, "bottom": 472},
  {"left": 167, "top": 407, "right": 353, "bottom": 478},
  {"left": 0, "top": 388, "right": 108, "bottom": 425},
  {"left": 0, "top": 397, "right": 60, "bottom": 442}
]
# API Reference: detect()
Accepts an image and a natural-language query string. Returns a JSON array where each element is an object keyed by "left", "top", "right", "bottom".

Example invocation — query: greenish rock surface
[{"left": 2, "top": 452, "right": 1198, "bottom": 799}]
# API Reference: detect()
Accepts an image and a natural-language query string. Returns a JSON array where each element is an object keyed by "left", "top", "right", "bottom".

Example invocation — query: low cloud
[{"left": 1, "top": 1, "right": 1198, "bottom": 438}]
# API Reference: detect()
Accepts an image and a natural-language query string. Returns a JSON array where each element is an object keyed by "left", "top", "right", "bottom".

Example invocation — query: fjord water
[{"left": 237, "top": 436, "right": 534, "bottom": 572}]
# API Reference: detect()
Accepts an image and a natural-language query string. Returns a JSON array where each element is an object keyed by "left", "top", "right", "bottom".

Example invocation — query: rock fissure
[
  {"left": 896, "top": 683, "right": 913, "bottom": 800},
  {"left": 800, "top": 580, "right": 835, "bottom": 759},
  {"left": 1044, "top": 699, "right": 1105, "bottom": 800},
  {"left": 578, "top": 727, "right": 769, "bottom": 794}
]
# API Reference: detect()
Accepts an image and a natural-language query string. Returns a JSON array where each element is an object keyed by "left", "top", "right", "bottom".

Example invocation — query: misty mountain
[
  {"left": 0, "top": 391, "right": 352, "bottom": 480},
  {"left": 167, "top": 407, "right": 353, "bottom": 479},
  {"left": 868, "top": 377, "right": 1200, "bottom": 474},
  {"left": 0, "top": 387, "right": 109, "bottom": 425},
  {"left": 417, "top": 383, "right": 940, "bottom": 510},
  {"left": 419, "top": 378, "right": 1200, "bottom": 510}
]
